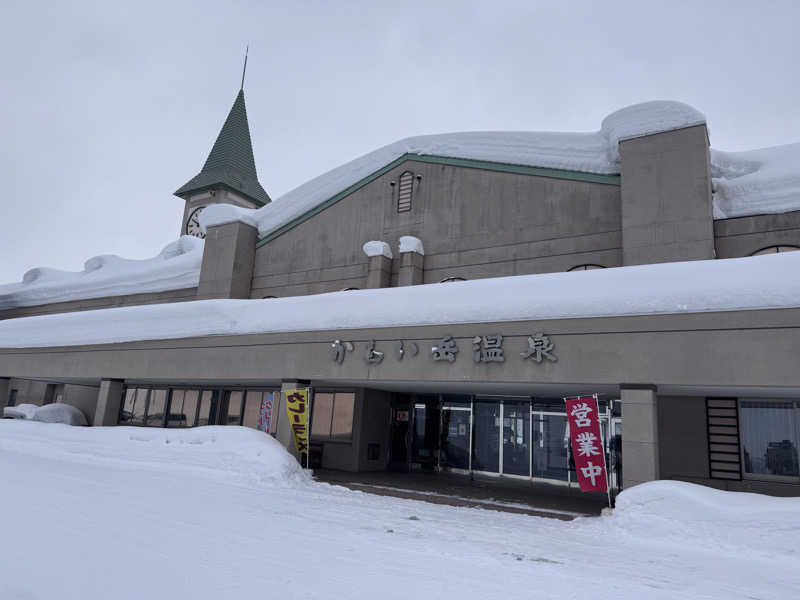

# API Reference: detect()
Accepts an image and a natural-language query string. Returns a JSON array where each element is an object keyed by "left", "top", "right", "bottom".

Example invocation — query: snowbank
[
  {"left": 610, "top": 480, "right": 800, "bottom": 556},
  {"left": 0, "top": 420, "right": 307, "bottom": 488},
  {"left": 33, "top": 403, "right": 88, "bottom": 426},
  {"left": 711, "top": 143, "right": 800, "bottom": 218},
  {"left": 3, "top": 403, "right": 87, "bottom": 424},
  {"left": 362, "top": 241, "right": 393, "bottom": 259},
  {"left": 3, "top": 403, "right": 38, "bottom": 419},
  {"left": 0, "top": 250, "right": 798, "bottom": 348},
  {"left": 0, "top": 236, "right": 204, "bottom": 310},
  {"left": 202, "top": 101, "right": 707, "bottom": 237}
]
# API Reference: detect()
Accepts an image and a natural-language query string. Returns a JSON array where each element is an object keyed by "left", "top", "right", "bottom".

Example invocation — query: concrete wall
[
  {"left": 358, "top": 389, "right": 392, "bottom": 471},
  {"left": 61, "top": 383, "right": 101, "bottom": 424},
  {"left": 714, "top": 210, "right": 800, "bottom": 258},
  {"left": 657, "top": 395, "right": 709, "bottom": 480},
  {"left": 620, "top": 125, "right": 715, "bottom": 265},
  {"left": 251, "top": 160, "right": 621, "bottom": 298},
  {"left": 6, "top": 379, "right": 51, "bottom": 406},
  {"left": 197, "top": 221, "right": 257, "bottom": 300},
  {"left": 0, "top": 287, "right": 198, "bottom": 321}
]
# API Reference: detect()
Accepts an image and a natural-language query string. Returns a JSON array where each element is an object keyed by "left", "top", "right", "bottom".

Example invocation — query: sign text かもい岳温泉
[
  {"left": 331, "top": 334, "right": 556, "bottom": 365},
  {"left": 565, "top": 396, "right": 608, "bottom": 493}
]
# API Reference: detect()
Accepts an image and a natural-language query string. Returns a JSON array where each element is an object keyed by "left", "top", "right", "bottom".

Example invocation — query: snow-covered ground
[{"left": 0, "top": 421, "right": 797, "bottom": 599}]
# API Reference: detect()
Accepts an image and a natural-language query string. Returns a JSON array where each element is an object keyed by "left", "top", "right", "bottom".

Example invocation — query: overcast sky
[{"left": 1, "top": 1, "right": 798, "bottom": 283}]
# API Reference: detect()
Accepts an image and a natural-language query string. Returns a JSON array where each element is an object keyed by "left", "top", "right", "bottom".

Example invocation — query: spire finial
[{"left": 240, "top": 45, "right": 249, "bottom": 90}]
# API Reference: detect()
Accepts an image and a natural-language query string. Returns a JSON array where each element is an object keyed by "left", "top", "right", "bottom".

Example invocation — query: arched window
[
  {"left": 568, "top": 264, "right": 606, "bottom": 272},
  {"left": 750, "top": 245, "right": 800, "bottom": 256},
  {"left": 397, "top": 171, "right": 414, "bottom": 213},
  {"left": 262, "top": 295, "right": 277, "bottom": 299},
  {"left": 340, "top": 287, "right": 360, "bottom": 291},
  {"left": 439, "top": 276, "right": 467, "bottom": 283}
]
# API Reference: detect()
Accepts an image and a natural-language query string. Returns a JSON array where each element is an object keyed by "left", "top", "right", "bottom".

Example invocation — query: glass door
[
  {"left": 440, "top": 396, "right": 472, "bottom": 471},
  {"left": 502, "top": 401, "right": 530, "bottom": 476},
  {"left": 531, "top": 407, "right": 571, "bottom": 482},
  {"left": 471, "top": 401, "right": 500, "bottom": 473}
]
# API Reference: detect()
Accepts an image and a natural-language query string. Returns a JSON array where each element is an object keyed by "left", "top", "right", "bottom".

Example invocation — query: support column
[
  {"left": 94, "top": 379, "right": 124, "bottom": 426},
  {"left": 0, "top": 378, "right": 10, "bottom": 410},
  {"left": 397, "top": 250, "right": 423, "bottom": 286},
  {"left": 366, "top": 255, "right": 392, "bottom": 289},
  {"left": 620, "top": 385, "right": 660, "bottom": 488},
  {"left": 276, "top": 380, "right": 311, "bottom": 464}
]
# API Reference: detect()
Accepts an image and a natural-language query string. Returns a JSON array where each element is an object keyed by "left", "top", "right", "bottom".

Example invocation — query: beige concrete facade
[{"left": 3, "top": 122, "right": 800, "bottom": 499}]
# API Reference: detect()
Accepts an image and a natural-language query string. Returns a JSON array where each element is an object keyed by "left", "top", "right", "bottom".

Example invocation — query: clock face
[{"left": 185, "top": 206, "right": 206, "bottom": 239}]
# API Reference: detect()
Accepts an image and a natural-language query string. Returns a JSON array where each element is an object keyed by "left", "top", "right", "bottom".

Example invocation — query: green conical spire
[{"left": 175, "top": 89, "right": 270, "bottom": 206}]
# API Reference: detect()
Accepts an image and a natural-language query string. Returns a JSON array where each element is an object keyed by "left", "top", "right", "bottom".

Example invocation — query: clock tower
[{"left": 174, "top": 86, "right": 270, "bottom": 238}]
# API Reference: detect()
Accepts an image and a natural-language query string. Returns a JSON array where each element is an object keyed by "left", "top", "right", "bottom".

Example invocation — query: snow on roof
[
  {"left": 0, "top": 236, "right": 204, "bottom": 311},
  {"left": 711, "top": 143, "right": 800, "bottom": 219},
  {"left": 0, "top": 251, "right": 796, "bottom": 349},
  {"left": 201, "top": 100, "right": 707, "bottom": 237}
]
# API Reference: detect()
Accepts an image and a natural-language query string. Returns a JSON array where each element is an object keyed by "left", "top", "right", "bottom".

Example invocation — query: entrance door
[
  {"left": 471, "top": 401, "right": 500, "bottom": 473},
  {"left": 502, "top": 402, "right": 530, "bottom": 476},
  {"left": 440, "top": 396, "right": 471, "bottom": 471},
  {"left": 389, "top": 394, "right": 412, "bottom": 471},
  {"left": 411, "top": 395, "right": 439, "bottom": 471}
]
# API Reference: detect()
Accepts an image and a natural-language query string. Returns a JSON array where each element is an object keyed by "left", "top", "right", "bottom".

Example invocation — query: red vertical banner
[{"left": 565, "top": 396, "right": 608, "bottom": 493}]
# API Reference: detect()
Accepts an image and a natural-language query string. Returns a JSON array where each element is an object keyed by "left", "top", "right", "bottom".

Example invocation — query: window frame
[
  {"left": 738, "top": 397, "right": 800, "bottom": 483},
  {"left": 310, "top": 389, "right": 357, "bottom": 443}
]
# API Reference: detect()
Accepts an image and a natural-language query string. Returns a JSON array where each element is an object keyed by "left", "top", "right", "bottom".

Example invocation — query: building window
[
  {"left": 7, "top": 389, "right": 17, "bottom": 407},
  {"left": 739, "top": 399, "right": 799, "bottom": 480},
  {"left": 224, "top": 391, "right": 244, "bottom": 425},
  {"left": 397, "top": 171, "right": 414, "bottom": 213},
  {"left": 439, "top": 276, "right": 467, "bottom": 283},
  {"left": 311, "top": 392, "right": 355, "bottom": 441},
  {"left": 167, "top": 389, "right": 200, "bottom": 428},
  {"left": 568, "top": 264, "right": 606, "bottom": 271},
  {"left": 750, "top": 245, "right": 800, "bottom": 256}
]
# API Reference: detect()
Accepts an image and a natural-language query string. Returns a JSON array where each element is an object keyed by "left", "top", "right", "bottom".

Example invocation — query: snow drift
[
  {"left": 0, "top": 250, "right": 798, "bottom": 348},
  {"left": 0, "top": 420, "right": 307, "bottom": 488},
  {"left": 711, "top": 143, "right": 800, "bottom": 218},
  {"left": 0, "top": 236, "right": 204, "bottom": 310},
  {"left": 200, "top": 100, "right": 707, "bottom": 237}
]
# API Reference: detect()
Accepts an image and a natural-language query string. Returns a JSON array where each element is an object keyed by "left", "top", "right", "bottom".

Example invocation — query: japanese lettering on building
[
  {"left": 520, "top": 333, "right": 557, "bottom": 363},
  {"left": 473, "top": 335, "right": 504, "bottom": 363},
  {"left": 432, "top": 336, "right": 459, "bottom": 362},
  {"left": 330, "top": 333, "right": 557, "bottom": 365},
  {"left": 283, "top": 388, "right": 310, "bottom": 457},
  {"left": 564, "top": 395, "right": 608, "bottom": 493}
]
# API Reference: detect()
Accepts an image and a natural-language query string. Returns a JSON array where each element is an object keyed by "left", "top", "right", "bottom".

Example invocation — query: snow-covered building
[{"left": 2, "top": 85, "right": 800, "bottom": 498}]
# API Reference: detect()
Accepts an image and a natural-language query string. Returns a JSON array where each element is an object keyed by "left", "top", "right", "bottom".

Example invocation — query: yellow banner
[{"left": 283, "top": 388, "right": 309, "bottom": 455}]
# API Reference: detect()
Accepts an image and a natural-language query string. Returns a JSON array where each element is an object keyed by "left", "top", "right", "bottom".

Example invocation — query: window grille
[
  {"left": 397, "top": 171, "right": 414, "bottom": 213},
  {"left": 706, "top": 398, "right": 742, "bottom": 480}
]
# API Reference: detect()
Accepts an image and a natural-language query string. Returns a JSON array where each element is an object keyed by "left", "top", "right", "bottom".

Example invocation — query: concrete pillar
[
  {"left": 619, "top": 124, "right": 715, "bottom": 265},
  {"left": 366, "top": 255, "right": 392, "bottom": 289},
  {"left": 620, "top": 385, "right": 660, "bottom": 488},
  {"left": 276, "top": 380, "right": 311, "bottom": 464},
  {"left": 397, "top": 250, "right": 424, "bottom": 286},
  {"left": 196, "top": 221, "right": 258, "bottom": 300},
  {"left": 0, "top": 378, "right": 9, "bottom": 410},
  {"left": 94, "top": 379, "right": 124, "bottom": 426}
]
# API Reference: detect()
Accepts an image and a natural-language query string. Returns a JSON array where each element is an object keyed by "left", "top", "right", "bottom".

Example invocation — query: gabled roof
[{"left": 175, "top": 89, "right": 271, "bottom": 206}]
